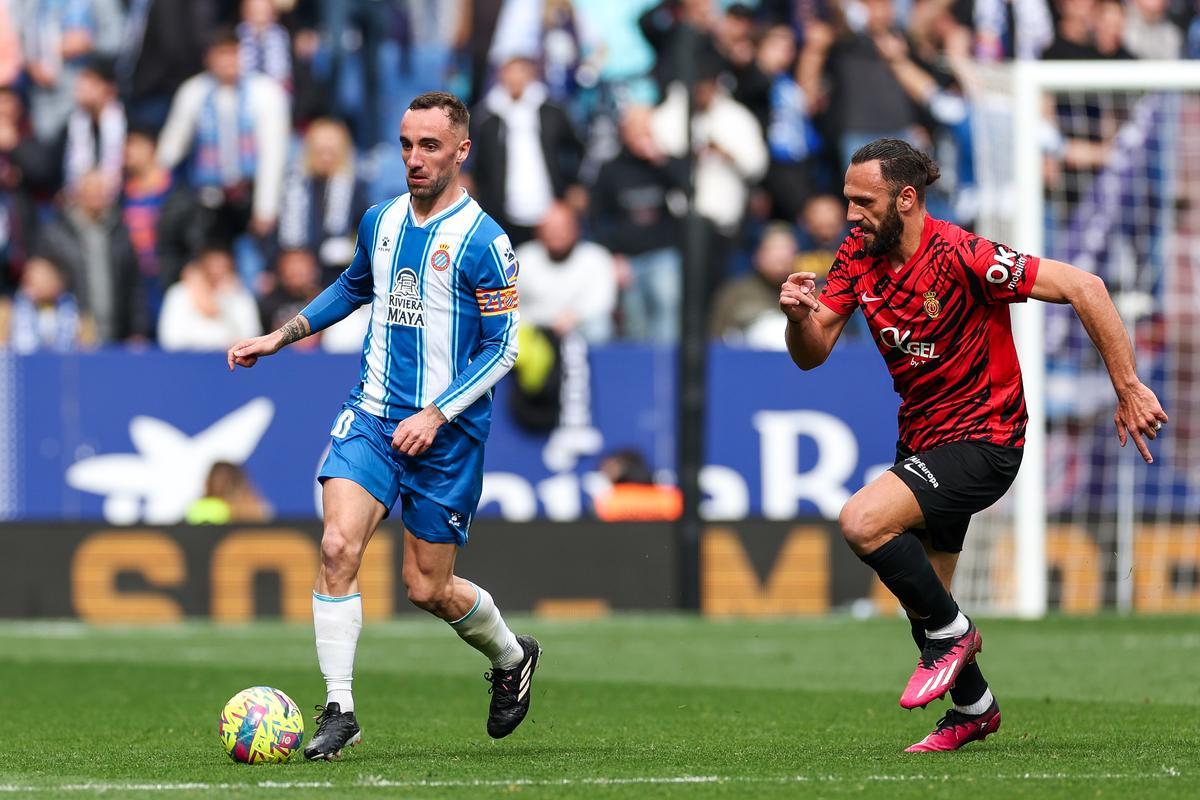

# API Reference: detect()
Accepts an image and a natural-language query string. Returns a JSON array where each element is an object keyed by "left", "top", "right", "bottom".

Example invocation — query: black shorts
[{"left": 890, "top": 440, "right": 1023, "bottom": 553}]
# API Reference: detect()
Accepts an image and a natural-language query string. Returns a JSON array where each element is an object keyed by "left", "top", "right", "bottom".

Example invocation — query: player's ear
[
  {"left": 456, "top": 137, "right": 472, "bottom": 165},
  {"left": 897, "top": 185, "right": 917, "bottom": 212}
]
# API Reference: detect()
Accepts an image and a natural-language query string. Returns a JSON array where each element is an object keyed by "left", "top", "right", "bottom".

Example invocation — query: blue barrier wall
[{"left": 12, "top": 343, "right": 902, "bottom": 522}]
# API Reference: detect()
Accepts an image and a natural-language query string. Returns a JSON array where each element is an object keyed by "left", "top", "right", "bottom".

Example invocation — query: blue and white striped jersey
[{"left": 301, "top": 189, "right": 520, "bottom": 441}]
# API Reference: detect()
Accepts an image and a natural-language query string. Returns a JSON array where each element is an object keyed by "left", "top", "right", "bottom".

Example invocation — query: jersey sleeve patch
[{"left": 476, "top": 286, "right": 519, "bottom": 315}]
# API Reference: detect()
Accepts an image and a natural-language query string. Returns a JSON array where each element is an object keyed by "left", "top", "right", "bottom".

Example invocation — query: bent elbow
[{"left": 1068, "top": 272, "right": 1109, "bottom": 306}]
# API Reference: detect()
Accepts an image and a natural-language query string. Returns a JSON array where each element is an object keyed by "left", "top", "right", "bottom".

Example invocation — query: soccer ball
[{"left": 218, "top": 686, "right": 305, "bottom": 764}]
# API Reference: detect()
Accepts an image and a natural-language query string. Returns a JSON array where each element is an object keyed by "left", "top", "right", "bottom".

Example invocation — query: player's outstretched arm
[
  {"left": 780, "top": 272, "right": 850, "bottom": 370},
  {"left": 1030, "top": 258, "right": 1168, "bottom": 463},
  {"left": 227, "top": 315, "right": 312, "bottom": 371}
]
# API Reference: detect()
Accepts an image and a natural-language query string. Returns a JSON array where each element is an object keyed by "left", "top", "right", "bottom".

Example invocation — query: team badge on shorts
[
  {"left": 923, "top": 291, "right": 941, "bottom": 319},
  {"left": 431, "top": 243, "right": 452, "bottom": 272}
]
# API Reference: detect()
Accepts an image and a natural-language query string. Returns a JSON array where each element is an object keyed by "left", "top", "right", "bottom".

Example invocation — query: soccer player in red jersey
[{"left": 780, "top": 139, "right": 1168, "bottom": 752}]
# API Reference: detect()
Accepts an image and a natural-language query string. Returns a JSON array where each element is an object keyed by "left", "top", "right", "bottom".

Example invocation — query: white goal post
[{"left": 971, "top": 61, "right": 1200, "bottom": 618}]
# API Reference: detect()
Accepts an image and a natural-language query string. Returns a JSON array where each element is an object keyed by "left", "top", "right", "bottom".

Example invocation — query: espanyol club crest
[
  {"left": 430, "top": 243, "right": 452, "bottom": 272},
  {"left": 923, "top": 291, "right": 941, "bottom": 319}
]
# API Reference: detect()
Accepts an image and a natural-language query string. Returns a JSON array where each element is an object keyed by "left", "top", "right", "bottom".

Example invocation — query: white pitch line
[{"left": 0, "top": 769, "right": 1185, "bottom": 793}]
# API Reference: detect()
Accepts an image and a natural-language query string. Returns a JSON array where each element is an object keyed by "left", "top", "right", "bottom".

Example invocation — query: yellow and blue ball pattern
[{"left": 219, "top": 686, "right": 304, "bottom": 764}]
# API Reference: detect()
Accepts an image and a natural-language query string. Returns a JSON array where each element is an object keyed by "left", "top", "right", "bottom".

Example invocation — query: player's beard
[
  {"left": 856, "top": 200, "right": 904, "bottom": 259},
  {"left": 407, "top": 169, "right": 453, "bottom": 200}
]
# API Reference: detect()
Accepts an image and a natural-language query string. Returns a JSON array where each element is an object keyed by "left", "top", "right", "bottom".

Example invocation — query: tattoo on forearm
[{"left": 278, "top": 315, "right": 310, "bottom": 346}]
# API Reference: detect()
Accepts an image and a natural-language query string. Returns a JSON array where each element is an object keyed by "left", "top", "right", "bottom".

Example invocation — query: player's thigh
[
  {"left": 840, "top": 470, "right": 925, "bottom": 544},
  {"left": 318, "top": 405, "right": 403, "bottom": 561}
]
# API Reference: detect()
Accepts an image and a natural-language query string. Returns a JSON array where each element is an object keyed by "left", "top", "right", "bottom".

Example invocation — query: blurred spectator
[
  {"left": 121, "top": 128, "right": 202, "bottom": 312},
  {"left": 0, "top": 254, "right": 93, "bottom": 352},
  {"left": 515, "top": 201, "right": 616, "bottom": 344},
  {"left": 538, "top": 0, "right": 585, "bottom": 104},
  {"left": 157, "top": 246, "right": 261, "bottom": 350},
  {"left": 259, "top": 248, "right": 320, "bottom": 346},
  {"left": 718, "top": 3, "right": 770, "bottom": 123},
  {"left": 60, "top": 56, "right": 125, "bottom": 193},
  {"left": 651, "top": 50, "right": 767, "bottom": 298},
  {"left": 456, "top": 0, "right": 505, "bottom": 107},
  {"left": 795, "top": 194, "right": 846, "bottom": 276},
  {"left": 756, "top": 23, "right": 820, "bottom": 221},
  {"left": 590, "top": 104, "right": 685, "bottom": 343},
  {"left": 0, "top": 88, "right": 42, "bottom": 290},
  {"left": 277, "top": 117, "right": 368, "bottom": 284},
  {"left": 389, "top": 1, "right": 461, "bottom": 135},
  {"left": 320, "top": 0, "right": 391, "bottom": 148},
  {"left": 799, "top": 0, "right": 922, "bottom": 168},
  {"left": 485, "top": 0, "right": 586, "bottom": 104},
  {"left": 1124, "top": 0, "right": 1184, "bottom": 58},
  {"left": 1094, "top": 0, "right": 1135, "bottom": 58},
  {"left": 118, "top": 0, "right": 216, "bottom": 131},
  {"left": 237, "top": 0, "right": 291, "bottom": 87},
  {"left": 593, "top": 448, "right": 682, "bottom": 522},
  {"left": 185, "top": 460, "right": 270, "bottom": 524},
  {"left": 156, "top": 26, "right": 289, "bottom": 286},
  {"left": 470, "top": 54, "right": 584, "bottom": 246},
  {"left": 0, "top": 0, "right": 21, "bottom": 86},
  {"left": 289, "top": 23, "right": 331, "bottom": 128},
  {"left": 638, "top": 0, "right": 721, "bottom": 93},
  {"left": 1041, "top": 0, "right": 1103, "bottom": 59},
  {"left": 569, "top": 0, "right": 660, "bottom": 106},
  {"left": 972, "top": 0, "right": 1054, "bottom": 61},
  {"left": 37, "top": 170, "right": 146, "bottom": 344},
  {"left": 21, "top": 0, "right": 99, "bottom": 141},
  {"left": 709, "top": 221, "right": 795, "bottom": 348}
]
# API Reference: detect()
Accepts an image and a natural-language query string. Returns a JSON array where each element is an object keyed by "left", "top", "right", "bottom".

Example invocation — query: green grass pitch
[{"left": 1, "top": 615, "right": 1197, "bottom": 798}]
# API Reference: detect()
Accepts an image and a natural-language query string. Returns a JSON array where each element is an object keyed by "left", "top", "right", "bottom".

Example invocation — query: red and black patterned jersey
[{"left": 819, "top": 215, "right": 1040, "bottom": 452}]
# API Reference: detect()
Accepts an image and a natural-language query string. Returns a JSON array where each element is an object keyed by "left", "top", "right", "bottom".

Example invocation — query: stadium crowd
[{"left": 0, "top": 0, "right": 1196, "bottom": 354}]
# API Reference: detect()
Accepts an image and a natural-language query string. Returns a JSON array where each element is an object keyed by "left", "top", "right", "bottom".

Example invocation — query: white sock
[
  {"left": 449, "top": 582, "right": 522, "bottom": 669},
  {"left": 955, "top": 688, "right": 994, "bottom": 716},
  {"left": 925, "top": 611, "right": 969, "bottom": 640},
  {"left": 313, "top": 591, "right": 362, "bottom": 712}
]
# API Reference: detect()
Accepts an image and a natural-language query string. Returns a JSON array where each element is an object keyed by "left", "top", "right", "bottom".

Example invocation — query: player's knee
[
  {"left": 319, "top": 526, "right": 359, "bottom": 573},
  {"left": 404, "top": 574, "right": 452, "bottom": 613},
  {"left": 839, "top": 501, "right": 885, "bottom": 553}
]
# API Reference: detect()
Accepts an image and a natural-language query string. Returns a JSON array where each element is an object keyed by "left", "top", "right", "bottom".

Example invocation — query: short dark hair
[
  {"left": 80, "top": 55, "right": 117, "bottom": 85},
  {"left": 850, "top": 139, "right": 941, "bottom": 202},
  {"left": 408, "top": 91, "right": 470, "bottom": 133},
  {"left": 207, "top": 25, "right": 240, "bottom": 51}
]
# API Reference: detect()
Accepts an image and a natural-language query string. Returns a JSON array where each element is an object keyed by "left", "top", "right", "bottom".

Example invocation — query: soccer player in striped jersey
[
  {"left": 780, "top": 139, "right": 1167, "bottom": 752},
  {"left": 227, "top": 92, "right": 539, "bottom": 759}
]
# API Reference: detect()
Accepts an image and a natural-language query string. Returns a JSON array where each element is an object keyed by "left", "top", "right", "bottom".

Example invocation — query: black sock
[
  {"left": 908, "top": 614, "right": 988, "bottom": 709},
  {"left": 860, "top": 534, "right": 958, "bottom": 630}
]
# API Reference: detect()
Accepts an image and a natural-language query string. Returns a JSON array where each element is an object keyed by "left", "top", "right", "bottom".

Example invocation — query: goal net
[{"left": 960, "top": 61, "right": 1200, "bottom": 617}]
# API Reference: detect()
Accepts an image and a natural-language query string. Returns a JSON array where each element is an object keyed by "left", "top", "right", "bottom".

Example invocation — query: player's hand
[
  {"left": 779, "top": 272, "right": 821, "bottom": 322},
  {"left": 1114, "top": 380, "right": 1168, "bottom": 464},
  {"left": 392, "top": 405, "right": 448, "bottom": 457},
  {"left": 227, "top": 331, "right": 283, "bottom": 371}
]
